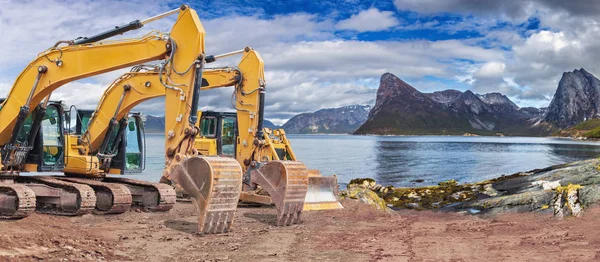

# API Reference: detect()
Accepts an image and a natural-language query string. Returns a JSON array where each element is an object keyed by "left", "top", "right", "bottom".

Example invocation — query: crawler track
[
  {"left": 56, "top": 177, "right": 132, "bottom": 215},
  {"left": 16, "top": 176, "right": 96, "bottom": 216},
  {"left": 0, "top": 183, "right": 36, "bottom": 219},
  {"left": 102, "top": 177, "right": 176, "bottom": 212}
]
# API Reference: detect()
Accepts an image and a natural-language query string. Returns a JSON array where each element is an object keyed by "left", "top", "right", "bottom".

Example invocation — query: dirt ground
[{"left": 1, "top": 200, "right": 600, "bottom": 262}]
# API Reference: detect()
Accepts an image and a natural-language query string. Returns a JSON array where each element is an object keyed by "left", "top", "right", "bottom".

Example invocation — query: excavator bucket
[
  {"left": 169, "top": 156, "right": 242, "bottom": 234},
  {"left": 303, "top": 170, "right": 344, "bottom": 211},
  {"left": 250, "top": 161, "right": 308, "bottom": 226}
]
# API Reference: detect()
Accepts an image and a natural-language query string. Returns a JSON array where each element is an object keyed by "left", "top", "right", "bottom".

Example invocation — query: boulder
[{"left": 341, "top": 187, "right": 394, "bottom": 213}]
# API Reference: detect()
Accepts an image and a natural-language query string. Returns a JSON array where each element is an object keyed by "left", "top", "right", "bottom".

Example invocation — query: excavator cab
[
  {"left": 0, "top": 99, "right": 65, "bottom": 172},
  {"left": 1, "top": 100, "right": 68, "bottom": 173},
  {"left": 197, "top": 111, "right": 237, "bottom": 157},
  {"left": 74, "top": 110, "right": 146, "bottom": 174}
]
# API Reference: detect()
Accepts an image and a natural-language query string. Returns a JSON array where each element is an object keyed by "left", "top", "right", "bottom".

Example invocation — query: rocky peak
[
  {"left": 543, "top": 68, "right": 600, "bottom": 128},
  {"left": 426, "top": 89, "right": 463, "bottom": 103},
  {"left": 451, "top": 90, "right": 492, "bottom": 115},
  {"left": 370, "top": 73, "right": 428, "bottom": 117},
  {"left": 376, "top": 73, "right": 423, "bottom": 103},
  {"left": 478, "top": 93, "right": 519, "bottom": 110}
]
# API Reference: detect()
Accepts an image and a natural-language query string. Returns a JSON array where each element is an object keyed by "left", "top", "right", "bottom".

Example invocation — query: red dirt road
[{"left": 1, "top": 200, "right": 599, "bottom": 261}]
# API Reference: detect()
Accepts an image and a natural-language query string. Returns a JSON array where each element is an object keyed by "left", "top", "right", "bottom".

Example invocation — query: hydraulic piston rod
[{"left": 73, "top": 7, "right": 182, "bottom": 45}]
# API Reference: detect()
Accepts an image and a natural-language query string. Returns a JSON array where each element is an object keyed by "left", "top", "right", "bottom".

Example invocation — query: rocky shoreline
[{"left": 341, "top": 158, "right": 600, "bottom": 217}]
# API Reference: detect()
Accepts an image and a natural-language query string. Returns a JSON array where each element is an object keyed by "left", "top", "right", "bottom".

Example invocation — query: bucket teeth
[
  {"left": 169, "top": 156, "right": 243, "bottom": 234},
  {"left": 250, "top": 161, "right": 309, "bottom": 226},
  {"left": 277, "top": 201, "right": 303, "bottom": 226}
]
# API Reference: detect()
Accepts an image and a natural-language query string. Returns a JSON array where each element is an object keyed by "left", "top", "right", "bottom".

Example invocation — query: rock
[
  {"left": 406, "top": 203, "right": 420, "bottom": 209},
  {"left": 532, "top": 180, "right": 561, "bottom": 190},
  {"left": 343, "top": 187, "right": 394, "bottom": 213},
  {"left": 348, "top": 178, "right": 376, "bottom": 189},
  {"left": 554, "top": 184, "right": 584, "bottom": 218},
  {"left": 481, "top": 184, "right": 499, "bottom": 197}
]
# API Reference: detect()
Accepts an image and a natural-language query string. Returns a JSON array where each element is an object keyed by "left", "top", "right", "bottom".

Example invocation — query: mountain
[
  {"left": 354, "top": 73, "right": 547, "bottom": 136},
  {"left": 282, "top": 105, "right": 371, "bottom": 134},
  {"left": 142, "top": 115, "right": 278, "bottom": 133},
  {"left": 144, "top": 115, "right": 165, "bottom": 133},
  {"left": 542, "top": 68, "right": 600, "bottom": 129},
  {"left": 262, "top": 120, "right": 279, "bottom": 129}
]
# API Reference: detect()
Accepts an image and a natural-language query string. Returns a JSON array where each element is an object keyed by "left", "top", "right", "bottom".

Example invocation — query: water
[{"left": 124, "top": 134, "right": 600, "bottom": 187}]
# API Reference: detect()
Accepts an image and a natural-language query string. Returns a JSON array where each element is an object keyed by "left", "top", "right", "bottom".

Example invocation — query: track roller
[
  {"left": 15, "top": 176, "right": 96, "bottom": 216},
  {"left": 169, "top": 156, "right": 243, "bottom": 234},
  {"left": 56, "top": 177, "right": 133, "bottom": 215},
  {"left": 249, "top": 161, "right": 309, "bottom": 226},
  {"left": 0, "top": 182, "right": 36, "bottom": 219},
  {"left": 102, "top": 177, "right": 176, "bottom": 212}
]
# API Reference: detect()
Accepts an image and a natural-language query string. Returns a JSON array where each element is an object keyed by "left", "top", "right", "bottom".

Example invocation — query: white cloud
[
  {"left": 336, "top": 8, "right": 399, "bottom": 32},
  {"left": 474, "top": 62, "right": 506, "bottom": 79},
  {"left": 11, "top": 0, "right": 600, "bottom": 122}
]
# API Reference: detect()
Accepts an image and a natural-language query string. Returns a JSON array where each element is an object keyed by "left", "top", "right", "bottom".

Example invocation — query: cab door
[
  {"left": 124, "top": 115, "right": 145, "bottom": 173},
  {"left": 109, "top": 115, "right": 146, "bottom": 174},
  {"left": 220, "top": 116, "right": 236, "bottom": 156},
  {"left": 33, "top": 103, "right": 66, "bottom": 171}
]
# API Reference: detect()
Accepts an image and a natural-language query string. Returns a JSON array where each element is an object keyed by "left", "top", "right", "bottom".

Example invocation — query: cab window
[
  {"left": 41, "top": 106, "right": 63, "bottom": 166},
  {"left": 221, "top": 117, "right": 235, "bottom": 156},
  {"left": 200, "top": 117, "right": 217, "bottom": 137}
]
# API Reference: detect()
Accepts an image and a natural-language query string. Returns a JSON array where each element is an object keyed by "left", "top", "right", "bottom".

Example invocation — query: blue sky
[{"left": 1, "top": 0, "right": 599, "bottom": 124}]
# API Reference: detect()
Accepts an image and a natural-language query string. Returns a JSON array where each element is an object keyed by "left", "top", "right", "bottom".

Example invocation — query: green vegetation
[
  {"left": 554, "top": 119, "right": 600, "bottom": 138},
  {"left": 572, "top": 119, "right": 600, "bottom": 130},
  {"left": 584, "top": 127, "right": 600, "bottom": 138}
]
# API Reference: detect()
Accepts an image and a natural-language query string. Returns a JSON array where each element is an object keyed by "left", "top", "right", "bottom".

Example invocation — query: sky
[{"left": 1, "top": 0, "right": 599, "bottom": 125}]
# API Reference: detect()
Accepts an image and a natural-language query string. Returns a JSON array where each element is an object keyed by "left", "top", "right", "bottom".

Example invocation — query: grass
[{"left": 571, "top": 119, "right": 600, "bottom": 130}]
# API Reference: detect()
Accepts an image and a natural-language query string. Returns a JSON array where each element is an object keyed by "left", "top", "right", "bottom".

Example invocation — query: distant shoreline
[{"left": 143, "top": 131, "right": 599, "bottom": 142}]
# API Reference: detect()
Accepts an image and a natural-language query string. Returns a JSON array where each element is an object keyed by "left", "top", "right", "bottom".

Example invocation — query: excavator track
[
  {"left": 15, "top": 176, "right": 96, "bottom": 216},
  {"left": 0, "top": 182, "right": 36, "bottom": 219},
  {"left": 56, "top": 177, "right": 132, "bottom": 215},
  {"left": 102, "top": 177, "right": 176, "bottom": 212},
  {"left": 169, "top": 156, "right": 243, "bottom": 234},
  {"left": 250, "top": 161, "right": 309, "bottom": 226}
]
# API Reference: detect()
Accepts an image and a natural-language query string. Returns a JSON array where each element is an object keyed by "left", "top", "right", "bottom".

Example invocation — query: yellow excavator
[
  {"left": 66, "top": 48, "right": 342, "bottom": 226},
  {"left": 0, "top": 5, "right": 247, "bottom": 233}
]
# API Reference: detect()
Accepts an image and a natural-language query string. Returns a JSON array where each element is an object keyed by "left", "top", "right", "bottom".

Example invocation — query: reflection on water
[
  {"left": 126, "top": 134, "right": 600, "bottom": 188},
  {"left": 289, "top": 135, "right": 600, "bottom": 187}
]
